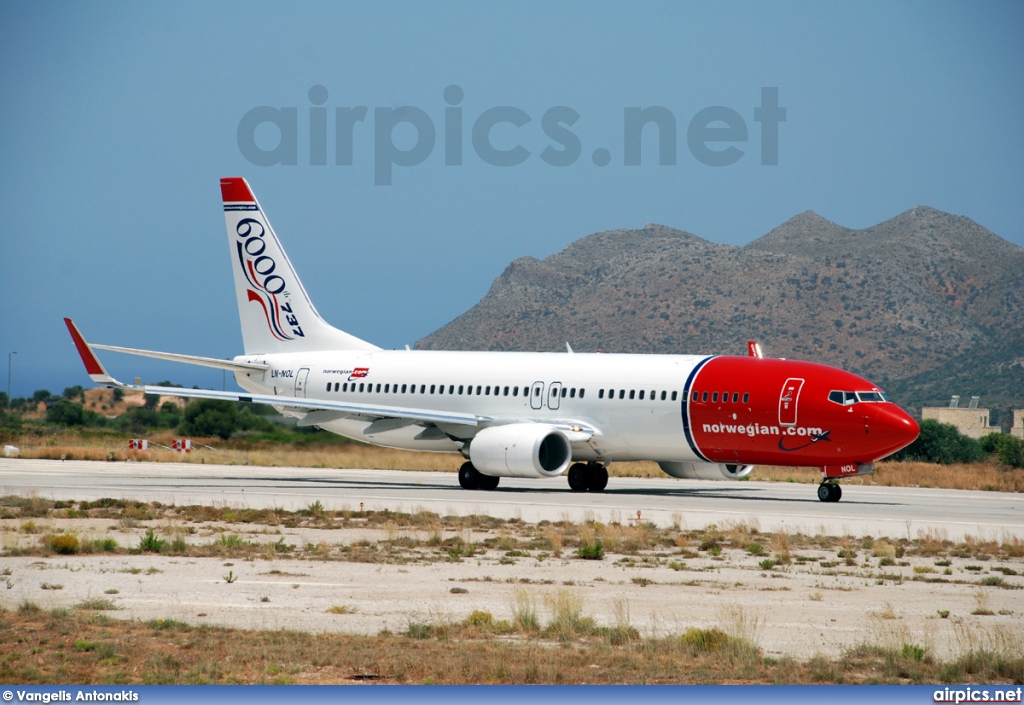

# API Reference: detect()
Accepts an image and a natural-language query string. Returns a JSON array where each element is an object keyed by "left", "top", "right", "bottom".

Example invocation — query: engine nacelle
[
  {"left": 469, "top": 424, "right": 573, "bottom": 478},
  {"left": 658, "top": 461, "right": 755, "bottom": 481}
]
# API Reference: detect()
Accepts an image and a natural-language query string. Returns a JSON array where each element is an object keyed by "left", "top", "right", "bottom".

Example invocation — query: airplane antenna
[{"left": 565, "top": 342, "right": 574, "bottom": 354}]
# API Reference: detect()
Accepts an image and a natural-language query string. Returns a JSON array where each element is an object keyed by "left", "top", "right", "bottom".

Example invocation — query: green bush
[
  {"left": 576, "top": 542, "right": 605, "bottom": 560},
  {"left": 892, "top": 420, "right": 985, "bottom": 464},
  {"left": 980, "top": 433, "right": 1024, "bottom": 469},
  {"left": 139, "top": 529, "right": 166, "bottom": 553}
]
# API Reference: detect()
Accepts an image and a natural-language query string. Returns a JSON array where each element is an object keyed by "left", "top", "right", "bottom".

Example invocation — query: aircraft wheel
[
  {"left": 817, "top": 483, "right": 832, "bottom": 502},
  {"left": 830, "top": 484, "right": 842, "bottom": 502},
  {"left": 567, "top": 463, "right": 588, "bottom": 492},
  {"left": 585, "top": 464, "right": 609, "bottom": 492},
  {"left": 478, "top": 474, "right": 500, "bottom": 491},
  {"left": 458, "top": 461, "right": 482, "bottom": 490}
]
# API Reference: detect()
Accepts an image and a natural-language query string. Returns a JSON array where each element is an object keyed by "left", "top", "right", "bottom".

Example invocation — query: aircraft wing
[{"left": 64, "top": 318, "right": 487, "bottom": 429}]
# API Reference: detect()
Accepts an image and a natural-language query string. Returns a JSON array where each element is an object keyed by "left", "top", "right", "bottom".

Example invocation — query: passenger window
[
  {"left": 503, "top": 386, "right": 509, "bottom": 396},
  {"left": 485, "top": 386, "right": 491, "bottom": 395},
  {"left": 671, "top": 391, "right": 677, "bottom": 401},
  {"left": 359, "top": 383, "right": 365, "bottom": 392},
  {"left": 430, "top": 384, "right": 436, "bottom": 394},
  {"left": 599, "top": 389, "right": 605, "bottom": 399},
  {"left": 579, "top": 389, "right": 585, "bottom": 398},
  {"left": 449, "top": 385, "right": 455, "bottom": 394},
  {"left": 712, "top": 392, "right": 718, "bottom": 403},
  {"left": 638, "top": 390, "right": 645, "bottom": 400},
  {"left": 721, "top": 391, "right": 727, "bottom": 401},
  {"left": 512, "top": 387, "right": 518, "bottom": 397},
  {"left": 401, "top": 384, "right": 407, "bottom": 393},
  {"left": 384, "top": 384, "right": 390, "bottom": 393},
  {"left": 619, "top": 390, "right": 625, "bottom": 400},
  {"left": 661, "top": 391, "right": 667, "bottom": 401},
  {"left": 439, "top": 385, "right": 444, "bottom": 395},
  {"left": 742, "top": 393, "right": 749, "bottom": 403},
  {"left": 691, "top": 391, "right": 698, "bottom": 402},
  {"left": 650, "top": 390, "right": 655, "bottom": 400},
  {"left": 376, "top": 384, "right": 381, "bottom": 393},
  {"left": 343, "top": 383, "right": 349, "bottom": 392},
  {"left": 569, "top": 388, "right": 576, "bottom": 398},
  {"left": 561, "top": 387, "right": 567, "bottom": 398},
  {"left": 326, "top": 383, "right": 331, "bottom": 392},
  {"left": 732, "top": 392, "right": 738, "bottom": 403},
  {"left": 476, "top": 385, "right": 482, "bottom": 395},
  {"left": 701, "top": 391, "right": 707, "bottom": 402}
]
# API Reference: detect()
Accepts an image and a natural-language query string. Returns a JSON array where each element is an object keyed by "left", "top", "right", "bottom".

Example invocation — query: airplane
[{"left": 65, "top": 177, "right": 920, "bottom": 502}]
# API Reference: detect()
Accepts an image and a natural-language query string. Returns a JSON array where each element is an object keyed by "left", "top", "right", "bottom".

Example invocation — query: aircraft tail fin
[{"left": 221, "top": 177, "right": 379, "bottom": 355}]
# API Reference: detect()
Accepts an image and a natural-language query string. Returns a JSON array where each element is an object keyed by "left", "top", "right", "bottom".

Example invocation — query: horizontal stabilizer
[{"left": 91, "top": 343, "right": 267, "bottom": 374}]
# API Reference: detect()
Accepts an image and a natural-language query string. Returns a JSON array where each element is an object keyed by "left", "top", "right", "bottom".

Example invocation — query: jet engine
[
  {"left": 658, "top": 461, "right": 755, "bottom": 481},
  {"left": 469, "top": 424, "right": 573, "bottom": 478}
]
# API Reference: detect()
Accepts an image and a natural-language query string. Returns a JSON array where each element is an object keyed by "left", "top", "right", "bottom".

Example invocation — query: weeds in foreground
[
  {"left": 4, "top": 602, "right": 1024, "bottom": 684},
  {"left": 138, "top": 530, "right": 166, "bottom": 553},
  {"left": 510, "top": 587, "right": 539, "bottom": 632}
]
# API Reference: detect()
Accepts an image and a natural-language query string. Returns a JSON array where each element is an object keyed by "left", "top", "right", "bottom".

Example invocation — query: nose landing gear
[
  {"left": 817, "top": 481, "right": 842, "bottom": 503},
  {"left": 567, "top": 462, "right": 609, "bottom": 492}
]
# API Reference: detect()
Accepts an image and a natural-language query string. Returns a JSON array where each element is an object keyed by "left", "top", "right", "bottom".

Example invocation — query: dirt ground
[{"left": 2, "top": 515, "right": 1021, "bottom": 661}]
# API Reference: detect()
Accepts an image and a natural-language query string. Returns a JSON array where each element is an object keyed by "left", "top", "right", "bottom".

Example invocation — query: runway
[{"left": 3, "top": 458, "right": 1022, "bottom": 540}]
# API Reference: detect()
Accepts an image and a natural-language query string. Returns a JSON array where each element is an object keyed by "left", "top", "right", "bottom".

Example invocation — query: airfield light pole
[{"left": 7, "top": 351, "right": 16, "bottom": 400}]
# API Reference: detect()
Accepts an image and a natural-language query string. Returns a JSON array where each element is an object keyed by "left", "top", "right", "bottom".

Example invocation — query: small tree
[
  {"left": 892, "top": 420, "right": 984, "bottom": 464},
  {"left": 178, "top": 399, "right": 239, "bottom": 440},
  {"left": 47, "top": 399, "right": 84, "bottom": 426},
  {"left": 0, "top": 392, "right": 8, "bottom": 410},
  {"left": 32, "top": 389, "right": 52, "bottom": 403}
]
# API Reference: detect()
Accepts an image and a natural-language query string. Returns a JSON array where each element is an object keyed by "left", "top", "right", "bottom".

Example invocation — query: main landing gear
[
  {"left": 567, "top": 462, "right": 609, "bottom": 492},
  {"left": 817, "top": 481, "right": 842, "bottom": 503},
  {"left": 458, "top": 461, "right": 500, "bottom": 491}
]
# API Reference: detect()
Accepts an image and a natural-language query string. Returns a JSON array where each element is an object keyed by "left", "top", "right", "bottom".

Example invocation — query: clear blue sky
[{"left": 2, "top": 1, "right": 1021, "bottom": 398}]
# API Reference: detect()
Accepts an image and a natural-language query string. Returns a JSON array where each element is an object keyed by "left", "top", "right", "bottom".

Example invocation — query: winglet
[
  {"left": 747, "top": 341, "right": 763, "bottom": 359},
  {"left": 64, "top": 318, "right": 124, "bottom": 386}
]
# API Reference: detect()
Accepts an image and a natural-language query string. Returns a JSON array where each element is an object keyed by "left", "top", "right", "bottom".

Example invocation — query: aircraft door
[
  {"left": 778, "top": 377, "right": 804, "bottom": 426},
  {"left": 547, "top": 382, "right": 563, "bottom": 410},
  {"left": 530, "top": 381, "right": 544, "bottom": 410},
  {"left": 294, "top": 368, "right": 310, "bottom": 398}
]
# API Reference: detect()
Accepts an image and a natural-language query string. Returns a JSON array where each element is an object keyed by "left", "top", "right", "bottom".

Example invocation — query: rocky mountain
[{"left": 416, "top": 207, "right": 1024, "bottom": 420}]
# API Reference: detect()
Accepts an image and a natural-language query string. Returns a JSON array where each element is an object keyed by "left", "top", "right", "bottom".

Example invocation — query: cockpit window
[
  {"left": 828, "top": 391, "right": 858, "bottom": 406},
  {"left": 830, "top": 390, "right": 890, "bottom": 404}
]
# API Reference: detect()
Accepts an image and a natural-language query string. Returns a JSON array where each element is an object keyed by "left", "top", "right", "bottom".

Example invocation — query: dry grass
[{"left": 3, "top": 607, "right": 1022, "bottom": 684}]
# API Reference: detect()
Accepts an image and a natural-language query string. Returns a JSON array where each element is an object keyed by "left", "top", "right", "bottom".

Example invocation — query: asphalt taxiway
[{"left": 2, "top": 458, "right": 1021, "bottom": 540}]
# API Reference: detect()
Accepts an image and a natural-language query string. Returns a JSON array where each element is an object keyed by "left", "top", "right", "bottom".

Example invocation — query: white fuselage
[{"left": 234, "top": 350, "right": 707, "bottom": 462}]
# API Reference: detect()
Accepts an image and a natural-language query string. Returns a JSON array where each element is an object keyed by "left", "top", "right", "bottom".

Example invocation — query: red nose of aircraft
[{"left": 864, "top": 404, "right": 920, "bottom": 458}]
